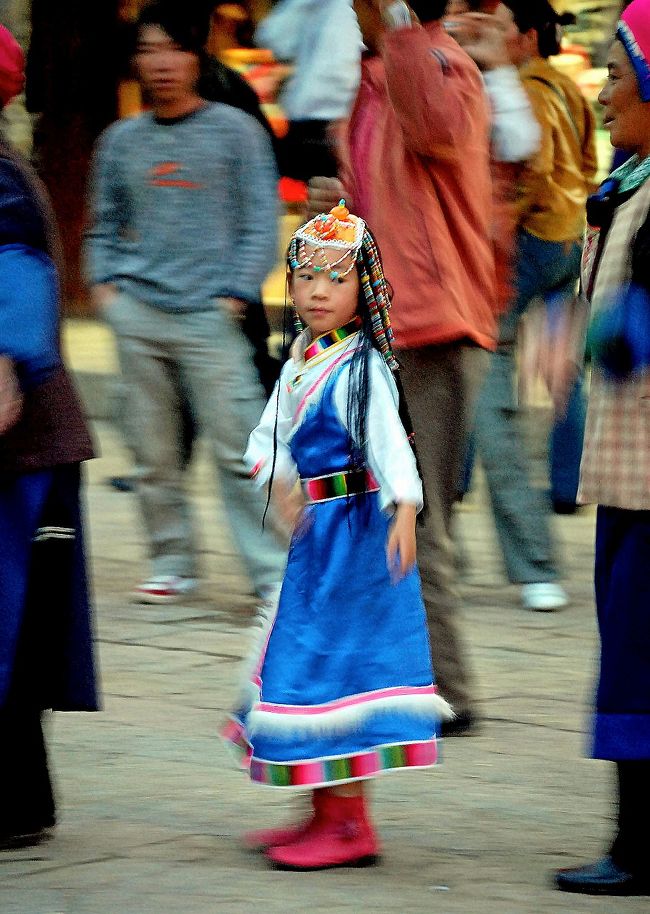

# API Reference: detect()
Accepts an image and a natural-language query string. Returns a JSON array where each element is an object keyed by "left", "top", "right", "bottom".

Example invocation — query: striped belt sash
[{"left": 301, "top": 469, "right": 380, "bottom": 504}]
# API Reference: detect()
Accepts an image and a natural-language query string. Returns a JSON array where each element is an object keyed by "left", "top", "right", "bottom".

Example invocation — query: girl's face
[
  {"left": 599, "top": 41, "right": 650, "bottom": 159},
  {"left": 290, "top": 245, "right": 360, "bottom": 336}
]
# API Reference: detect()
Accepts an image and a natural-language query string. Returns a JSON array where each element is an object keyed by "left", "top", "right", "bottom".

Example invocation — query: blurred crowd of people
[{"left": 1, "top": 0, "right": 650, "bottom": 895}]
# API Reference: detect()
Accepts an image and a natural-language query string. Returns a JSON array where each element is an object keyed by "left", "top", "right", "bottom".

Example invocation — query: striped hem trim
[
  {"left": 222, "top": 716, "right": 253, "bottom": 768},
  {"left": 248, "top": 740, "right": 439, "bottom": 788}
]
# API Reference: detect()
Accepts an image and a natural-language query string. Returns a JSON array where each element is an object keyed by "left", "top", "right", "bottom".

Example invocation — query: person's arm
[
  {"left": 0, "top": 244, "right": 60, "bottom": 389},
  {"left": 443, "top": 11, "right": 540, "bottom": 163},
  {"left": 245, "top": 361, "right": 297, "bottom": 488},
  {"left": 380, "top": 5, "right": 486, "bottom": 156},
  {"left": 222, "top": 112, "right": 279, "bottom": 306},
  {"left": 333, "top": 351, "right": 423, "bottom": 513},
  {"left": 484, "top": 67, "right": 541, "bottom": 164},
  {"left": 0, "top": 159, "right": 60, "bottom": 398},
  {"left": 333, "top": 353, "right": 421, "bottom": 578},
  {"left": 84, "top": 125, "right": 127, "bottom": 309}
]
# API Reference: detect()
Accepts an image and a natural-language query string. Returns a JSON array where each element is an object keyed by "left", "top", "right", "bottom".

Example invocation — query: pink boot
[
  {"left": 265, "top": 792, "right": 380, "bottom": 870},
  {"left": 243, "top": 790, "right": 325, "bottom": 852}
]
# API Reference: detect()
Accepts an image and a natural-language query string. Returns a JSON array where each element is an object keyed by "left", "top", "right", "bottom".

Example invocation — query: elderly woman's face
[{"left": 599, "top": 40, "right": 650, "bottom": 157}]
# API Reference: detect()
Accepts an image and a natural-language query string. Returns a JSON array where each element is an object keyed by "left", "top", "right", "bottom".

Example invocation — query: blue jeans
[{"left": 469, "top": 230, "right": 585, "bottom": 583}]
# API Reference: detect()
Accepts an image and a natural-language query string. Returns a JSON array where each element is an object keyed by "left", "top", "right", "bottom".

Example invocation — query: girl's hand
[
  {"left": 271, "top": 476, "right": 307, "bottom": 536},
  {"left": 386, "top": 503, "right": 417, "bottom": 582}
]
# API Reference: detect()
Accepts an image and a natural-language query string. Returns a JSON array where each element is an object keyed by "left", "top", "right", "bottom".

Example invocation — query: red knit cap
[
  {"left": 619, "top": 0, "right": 650, "bottom": 102},
  {"left": 0, "top": 24, "right": 25, "bottom": 109}
]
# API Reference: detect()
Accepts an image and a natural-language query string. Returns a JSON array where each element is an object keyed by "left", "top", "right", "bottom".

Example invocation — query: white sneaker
[
  {"left": 521, "top": 582, "right": 568, "bottom": 612},
  {"left": 132, "top": 575, "right": 199, "bottom": 604}
]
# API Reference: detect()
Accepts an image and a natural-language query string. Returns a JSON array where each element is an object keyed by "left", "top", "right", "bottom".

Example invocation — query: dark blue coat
[{"left": 0, "top": 152, "right": 98, "bottom": 711}]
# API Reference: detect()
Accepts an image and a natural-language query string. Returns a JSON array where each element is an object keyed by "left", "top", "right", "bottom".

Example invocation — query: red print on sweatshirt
[{"left": 148, "top": 162, "right": 203, "bottom": 189}]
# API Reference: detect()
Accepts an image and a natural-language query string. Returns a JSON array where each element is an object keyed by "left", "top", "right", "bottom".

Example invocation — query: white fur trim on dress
[
  {"left": 246, "top": 688, "right": 454, "bottom": 738},
  {"left": 233, "top": 589, "right": 280, "bottom": 710}
]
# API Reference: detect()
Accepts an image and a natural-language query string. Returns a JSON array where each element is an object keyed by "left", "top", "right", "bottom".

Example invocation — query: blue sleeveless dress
[{"left": 225, "top": 362, "right": 447, "bottom": 788}]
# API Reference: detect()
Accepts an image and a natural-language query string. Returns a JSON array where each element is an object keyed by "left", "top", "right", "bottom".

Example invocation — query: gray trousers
[
  {"left": 470, "top": 230, "right": 576, "bottom": 585},
  {"left": 105, "top": 292, "right": 287, "bottom": 595},
  {"left": 473, "top": 339, "right": 558, "bottom": 584},
  {"left": 399, "top": 343, "right": 488, "bottom": 717}
]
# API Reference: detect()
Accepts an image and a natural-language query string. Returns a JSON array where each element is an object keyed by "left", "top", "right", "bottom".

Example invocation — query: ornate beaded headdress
[{"left": 288, "top": 201, "right": 398, "bottom": 370}]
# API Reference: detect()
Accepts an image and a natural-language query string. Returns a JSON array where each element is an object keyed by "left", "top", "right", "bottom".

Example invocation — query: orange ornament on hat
[{"left": 298, "top": 200, "right": 364, "bottom": 251}]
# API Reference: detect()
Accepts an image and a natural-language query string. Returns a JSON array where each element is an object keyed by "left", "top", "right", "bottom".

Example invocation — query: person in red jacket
[{"left": 311, "top": 0, "right": 496, "bottom": 734}]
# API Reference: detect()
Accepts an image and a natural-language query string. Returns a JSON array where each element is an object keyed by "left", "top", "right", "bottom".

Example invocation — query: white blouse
[{"left": 245, "top": 331, "right": 423, "bottom": 513}]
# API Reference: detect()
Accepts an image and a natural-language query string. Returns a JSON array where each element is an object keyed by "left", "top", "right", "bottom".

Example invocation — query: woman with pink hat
[{"left": 555, "top": 0, "right": 650, "bottom": 895}]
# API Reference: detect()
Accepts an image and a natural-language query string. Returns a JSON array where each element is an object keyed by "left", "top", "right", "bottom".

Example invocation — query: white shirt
[
  {"left": 484, "top": 65, "right": 541, "bottom": 164},
  {"left": 255, "top": 0, "right": 362, "bottom": 122}
]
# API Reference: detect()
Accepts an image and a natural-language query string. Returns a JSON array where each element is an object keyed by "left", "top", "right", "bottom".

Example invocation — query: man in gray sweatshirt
[{"left": 86, "top": 1, "right": 286, "bottom": 604}]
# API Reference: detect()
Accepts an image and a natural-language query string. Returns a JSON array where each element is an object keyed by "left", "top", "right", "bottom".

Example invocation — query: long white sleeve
[
  {"left": 484, "top": 65, "right": 541, "bottom": 164},
  {"left": 244, "top": 361, "right": 297, "bottom": 488},
  {"left": 254, "top": 0, "right": 312, "bottom": 63},
  {"left": 255, "top": 0, "right": 361, "bottom": 122},
  {"left": 333, "top": 352, "right": 423, "bottom": 512}
]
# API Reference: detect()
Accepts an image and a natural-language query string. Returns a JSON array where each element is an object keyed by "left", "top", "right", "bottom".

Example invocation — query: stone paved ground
[{"left": 1, "top": 423, "right": 647, "bottom": 914}]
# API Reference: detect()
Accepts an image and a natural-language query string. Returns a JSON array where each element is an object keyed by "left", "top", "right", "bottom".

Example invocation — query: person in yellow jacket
[{"left": 470, "top": 0, "right": 597, "bottom": 611}]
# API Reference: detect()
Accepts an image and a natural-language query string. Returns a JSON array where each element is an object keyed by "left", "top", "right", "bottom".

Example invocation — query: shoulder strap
[{"left": 525, "top": 74, "right": 582, "bottom": 147}]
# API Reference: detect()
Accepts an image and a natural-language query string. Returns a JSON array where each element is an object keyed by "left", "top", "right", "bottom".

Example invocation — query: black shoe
[
  {"left": 0, "top": 820, "right": 55, "bottom": 851},
  {"left": 555, "top": 856, "right": 650, "bottom": 895},
  {"left": 441, "top": 713, "right": 478, "bottom": 738},
  {"left": 552, "top": 499, "right": 580, "bottom": 515}
]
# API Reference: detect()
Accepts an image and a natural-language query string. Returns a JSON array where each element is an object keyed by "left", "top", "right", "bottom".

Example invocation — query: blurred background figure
[
  {"left": 0, "top": 24, "right": 97, "bottom": 851},
  {"left": 255, "top": 0, "right": 362, "bottom": 180},
  {"left": 207, "top": 2, "right": 255, "bottom": 57},
  {"left": 444, "top": 4, "right": 541, "bottom": 341},
  {"left": 85, "top": 0, "right": 287, "bottom": 606},
  {"left": 201, "top": 2, "right": 278, "bottom": 149},
  {"left": 555, "top": 0, "right": 650, "bottom": 895},
  {"left": 107, "top": 0, "right": 282, "bottom": 496},
  {"left": 468, "top": 0, "right": 598, "bottom": 611},
  {"left": 311, "top": 0, "right": 497, "bottom": 736}
]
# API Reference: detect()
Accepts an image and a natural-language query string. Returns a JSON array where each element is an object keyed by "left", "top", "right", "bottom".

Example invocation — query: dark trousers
[
  {"left": 593, "top": 507, "right": 650, "bottom": 759},
  {"left": 0, "top": 536, "right": 57, "bottom": 837},
  {"left": 610, "top": 760, "right": 650, "bottom": 874},
  {"left": 0, "top": 707, "right": 55, "bottom": 835},
  {"left": 399, "top": 343, "right": 488, "bottom": 715}
]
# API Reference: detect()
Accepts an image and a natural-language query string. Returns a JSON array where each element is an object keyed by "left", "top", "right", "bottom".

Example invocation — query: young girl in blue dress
[{"left": 224, "top": 202, "right": 452, "bottom": 870}]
